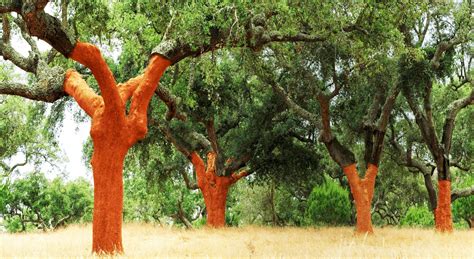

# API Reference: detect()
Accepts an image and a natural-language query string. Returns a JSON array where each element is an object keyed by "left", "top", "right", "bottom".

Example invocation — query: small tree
[
  {"left": 306, "top": 180, "right": 351, "bottom": 226},
  {"left": 400, "top": 206, "right": 434, "bottom": 228},
  {"left": 1, "top": 173, "right": 93, "bottom": 232}
]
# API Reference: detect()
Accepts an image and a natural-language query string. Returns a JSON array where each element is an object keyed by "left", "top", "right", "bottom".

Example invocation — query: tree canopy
[{"left": 0, "top": 0, "right": 472, "bottom": 254}]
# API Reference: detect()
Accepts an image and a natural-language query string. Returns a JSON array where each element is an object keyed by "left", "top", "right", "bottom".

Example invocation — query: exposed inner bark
[
  {"left": 435, "top": 180, "right": 453, "bottom": 232},
  {"left": 343, "top": 163, "right": 378, "bottom": 234},
  {"left": 190, "top": 152, "right": 247, "bottom": 227},
  {"left": 90, "top": 144, "right": 126, "bottom": 253},
  {"left": 63, "top": 42, "right": 170, "bottom": 254}
]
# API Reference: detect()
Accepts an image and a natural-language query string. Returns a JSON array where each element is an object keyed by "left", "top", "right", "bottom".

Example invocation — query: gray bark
[{"left": 451, "top": 185, "right": 474, "bottom": 202}]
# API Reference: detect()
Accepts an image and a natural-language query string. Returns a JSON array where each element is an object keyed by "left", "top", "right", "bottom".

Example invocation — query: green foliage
[
  {"left": 0, "top": 173, "right": 93, "bottom": 233},
  {"left": 306, "top": 180, "right": 351, "bottom": 226},
  {"left": 121, "top": 143, "right": 204, "bottom": 227},
  {"left": 398, "top": 49, "right": 433, "bottom": 97},
  {"left": 400, "top": 206, "right": 434, "bottom": 228},
  {"left": 0, "top": 96, "right": 60, "bottom": 175},
  {"left": 232, "top": 180, "right": 308, "bottom": 226},
  {"left": 452, "top": 173, "right": 474, "bottom": 229},
  {"left": 2, "top": 0, "right": 472, "bottom": 232}
]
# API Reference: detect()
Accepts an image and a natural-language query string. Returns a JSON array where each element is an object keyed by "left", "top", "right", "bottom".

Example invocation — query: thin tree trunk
[
  {"left": 270, "top": 181, "right": 279, "bottom": 226},
  {"left": 422, "top": 173, "right": 437, "bottom": 212},
  {"left": 467, "top": 217, "right": 473, "bottom": 229},
  {"left": 343, "top": 164, "right": 378, "bottom": 234}
]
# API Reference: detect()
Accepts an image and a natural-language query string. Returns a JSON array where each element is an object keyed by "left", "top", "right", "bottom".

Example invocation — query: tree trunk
[
  {"left": 467, "top": 217, "right": 474, "bottom": 229},
  {"left": 435, "top": 180, "right": 453, "bottom": 232},
  {"left": 343, "top": 163, "right": 378, "bottom": 234},
  {"left": 90, "top": 141, "right": 128, "bottom": 254},
  {"left": 190, "top": 152, "right": 246, "bottom": 228},
  {"left": 202, "top": 178, "right": 231, "bottom": 227},
  {"left": 422, "top": 173, "right": 437, "bottom": 212},
  {"left": 63, "top": 42, "right": 171, "bottom": 254}
]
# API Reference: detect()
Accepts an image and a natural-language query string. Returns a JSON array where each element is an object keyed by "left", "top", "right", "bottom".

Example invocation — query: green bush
[
  {"left": 400, "top": 205, "right": 434, "bottom": 227},
  {"left": 452, "top": 195, "right": 473, "bottom": 229},
  {"left": 305, "top": 180, "right": 351, "bottom": 226}
]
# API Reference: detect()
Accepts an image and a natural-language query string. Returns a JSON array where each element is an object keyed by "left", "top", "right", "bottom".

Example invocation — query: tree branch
[
  {"left": 271, "top": 83, "right": 320, "bottom": 127},
  {"left": 180, "top": 170, "right": 198, "bottom": 190},
  {"left": 13, "top": 15, "right": 39, "bottom": 55},
  {"left": 389, "top": 127, "right": 437, "bottom": 211},
  {"left": 224, "top": 154, "right": 251, "bottom": 175},
  {"left": 128, "top": 55, "right": 171, "bottom": 138},
  {"left": 441, "top": 87, "right": 474, "bottom": 154},
  {"left": 230, "top": 169, "right": 249, "bottom": 184},
  {"left": 404, "top": 90, "right": 440, "bottom": 156},
  {"left": 431, "top": 37, "right": 466, "bottom": 69},
  {"left": 0, "top": 60, "right": 67, "bottom": 102},
  {"left": 416, "top": 12, "right": 430, "bottom": 47},
  {"left": 370, "top": 85, "right": 400, "bottom": 165},
  {"left": 63, "top": 69, "right": 102, "bottom": 117},
  {"left": 1, "top": 14, "right": 37, "bottom": 73},
  {"left": 159, "top": 124, "right": 192, "bottom": 159},
  {"left": 118, "top": 74, "right": 143, "bottom": 103},
  {"left": 451, "top": 185, "right": 474, "bottom": 202},
  {"left": 190, "top": 152, "right": 206, "bottom": 190},
  {"left": 155, "top": 84, "right": 187, "bottom": 121},
  {"left": 69, "top": 42, "right": 121, "bottom": 111},
  {"left": 14, "top": 0, "right": 76, "bottom": 57}
]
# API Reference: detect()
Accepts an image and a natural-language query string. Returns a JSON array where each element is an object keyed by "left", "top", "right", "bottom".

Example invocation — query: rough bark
[
  {"left": 343, "top": 163, "right": 378, "bottom": 234},
  {"left": 430, "top": 38, "right": 465, "bottom": 69},
  {"left": 0, "top": 0, "right": 76, "bottom": 56},
  {"left": 155, "top": 85, "right": 187, "bottom": 121},
  {"left": 150, "top": 13, "right": 368, "bottom": 65},
  {"left": 0, "top": 11, "right": 67, "bottom": 102},
  {"left": 190, "top": 151, "right": 247, "bottom": 227},
  {"left": 173, "top": 195, "right": 194, "bottom": 229},
  {"left": 423, "top": 173, "right": 438, "bottom": 212}
]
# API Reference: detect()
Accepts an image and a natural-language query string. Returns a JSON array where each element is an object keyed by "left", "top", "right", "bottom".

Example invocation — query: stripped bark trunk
[
  {"left": 90, "top": 144, "right": 126, "bottom": 253},
  {"left": 435, "top": 180, "right": 453, "bottom": 232},
  {"left": 64, "top": 42, "right": 170, "bottom": 254},
  {"left": 343, "top": 164, "right": 378, "bottom": 234},
  {"left": 190, "top": 152, "right": 247, "bottom": 227}
]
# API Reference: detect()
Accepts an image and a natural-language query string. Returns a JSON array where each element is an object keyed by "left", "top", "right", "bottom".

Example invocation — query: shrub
[
  {"left": 400, "top": 205, "right": 434, "bottom": 227},
  {"left": 452, "top": 195, "right": 473, "bottom": 229},
  {"left": 305, "top": 180, "right": 351, "bottom": 226}
]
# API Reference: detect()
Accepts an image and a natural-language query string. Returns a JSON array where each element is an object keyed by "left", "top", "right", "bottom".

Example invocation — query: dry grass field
[{"left": 0, "top": 223, "right": 472, "bottom": 258}]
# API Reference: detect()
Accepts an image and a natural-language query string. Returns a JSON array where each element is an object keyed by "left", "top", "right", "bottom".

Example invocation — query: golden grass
[{"left": 0, "top": 223, "right": 472, "bottom": 258}]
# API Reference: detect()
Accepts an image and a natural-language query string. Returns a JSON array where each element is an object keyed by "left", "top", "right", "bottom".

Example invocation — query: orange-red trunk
[
  {"left": 64, "top": 42, "right": 170, "bottom": 254},
  {"left": 343, "top": 163, "right": 378, "bottom": 234},
  {"left": 435, "top": 180, "right": 453, "bottom": 232},
  {"left": 90, "top": 142, "right": 128, "bottom": 254},
  {"left": 202, "top": 177, "right": 231, "bottom": 227},
  {"left": 190, "top": 152, "right": 246, "bottom": 228}
]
